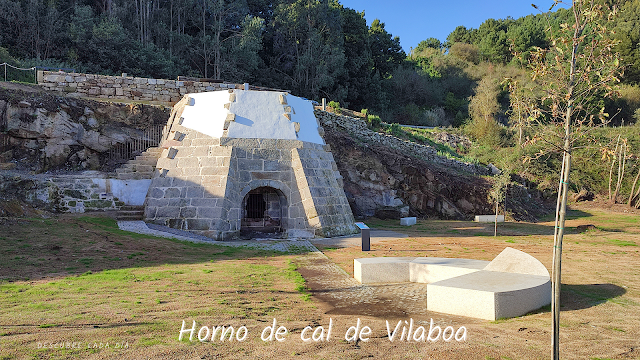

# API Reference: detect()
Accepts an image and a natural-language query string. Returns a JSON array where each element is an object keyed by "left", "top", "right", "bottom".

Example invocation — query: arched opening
[{"left": 241, "top": 187, "right": 286, "bottom": 236}]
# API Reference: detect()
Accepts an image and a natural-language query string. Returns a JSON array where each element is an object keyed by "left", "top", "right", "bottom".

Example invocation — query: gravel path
[{"left": 117, "top": 220, "right": 318, "bottom": 253}]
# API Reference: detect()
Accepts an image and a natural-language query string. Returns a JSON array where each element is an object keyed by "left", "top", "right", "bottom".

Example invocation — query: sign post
[{"left": 355, "top": 222, "right": 370, "bottom": 251}]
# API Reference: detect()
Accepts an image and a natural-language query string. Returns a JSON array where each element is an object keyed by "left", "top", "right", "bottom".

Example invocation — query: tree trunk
[
  {"left": 628, "top": 164, "right": 640, "bottom": 207},
  {"left": 494, "top": 199, "right": 498, "bottom": 237},
  {"left": 613, "top": 141, "right": 626, "bottom": 204},
  {"left": 608, "top": 135, "right": 620, "bottom": 203}
]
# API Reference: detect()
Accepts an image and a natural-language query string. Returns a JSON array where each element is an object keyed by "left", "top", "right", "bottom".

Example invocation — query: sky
[{"left": 338, "top": 0, "right": 561, "bottom": 54}]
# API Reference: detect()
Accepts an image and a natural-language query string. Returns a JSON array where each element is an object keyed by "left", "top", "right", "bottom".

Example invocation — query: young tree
[
  {"left": 525, "top": 1, "right": 623, "bottom": 358},
  {"left": 490, "top": 170, "right": 511, "bottom": 236}
]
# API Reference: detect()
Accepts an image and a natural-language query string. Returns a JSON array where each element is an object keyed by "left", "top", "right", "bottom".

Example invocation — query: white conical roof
[{"left": 179, "top": 90, "right": 325, "bottom": 145}]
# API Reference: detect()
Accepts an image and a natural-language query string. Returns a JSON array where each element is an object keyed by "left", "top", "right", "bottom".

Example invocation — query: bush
[
  {"left": 367, "top": 114, "right": 381, "bottom": 129},
  {"left": 465, "top": 117, "right": 506, "bottom": 147},
  {"left": 423, "top": 107, "right": 448, "bottom": 127}
]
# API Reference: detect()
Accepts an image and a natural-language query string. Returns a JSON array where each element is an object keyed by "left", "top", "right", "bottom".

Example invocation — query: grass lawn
[{"left": 0, "top": 206, "right": 639, "bottom": 359}]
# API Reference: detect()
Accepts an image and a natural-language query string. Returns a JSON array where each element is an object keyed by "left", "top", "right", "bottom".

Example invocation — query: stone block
[
  {"left": 474, "top": 215, "right": 505, "bottom": 223},
  {"left": 191, "top": 198, "right": 217, "bottom": 207},
  {"left": 203, "top": 185, "right": 226, "bottom": 198},
  {"left": 182, "top": 167, "right": 200, "bottom": 176},
  {"left": 155, "top": 206, "right": 180, "bottom": 218},
  {"left": 238, "top": 159, "right": 263, "bottom": 171},
  {"left": 164, "top": 187, "right": 181, "bottom": 198},
  {"left": 354, "top": 258, "right": 414, "bottom": 284},
  {"left": 483, "top": 247, "right": 550, "bottom": 277},
  {"left": 186, "top": 187, "right": 204, "bottom": 198},
  {"left": 168, "top": 218, "right": 184, "bottom": 229},
  {"left": 253, "top": 149, "right": 281, "bottom": 161},
  {"left": 177, "top": 157, "right": 199, "bottom": 168},
  {"left": 264, "top": 160, "right": 288, "bottom": 172},
  {"left": 197, "top": 206, "right": 223, "bottom": 219},
  {"left": 180, "top": 207, "right": 197, "bottom": 218},
  {"left": 186, "top": 218, "right": 211, "bottom": 231},
  {"left": 200, "top": 167, "right": 225, "bottom": 176},
  {"left": 147, "top": 187, "right": 164, "bottom": 199},
  {"left": 426, "top": 271, "right": 551, "bottom": 320},
  {"left": 409, "top": 257, "right": 489, "bottom": 284},
  {"left": 400, "top": 217, "right": 417, "bottom": 226}
]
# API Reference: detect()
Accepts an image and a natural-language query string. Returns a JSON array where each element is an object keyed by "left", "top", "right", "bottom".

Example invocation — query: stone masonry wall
[
  {"left": 291, "top": 147, "right": 355, "bottom": 237},
  {"left": 37, "top": 71, "right": 286, "bottom": 106},
  {"left": 0, "top": 173, "right": 124, "bottom": 213}
]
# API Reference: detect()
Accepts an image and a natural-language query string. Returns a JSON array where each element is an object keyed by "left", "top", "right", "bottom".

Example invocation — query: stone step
[
  {"left": 119, "top": 164, "right": 154, "bottom": 173},
  {"left": 119, "top": 205, "right": 144, "bottom": 211},
  {"left": 116, "top": 213, "right": 144, "bottom": 221},
  {"left": 132, "top": 158, "right": 158, "bottom": 165},
  {"left": 116, "top": 173, "right": 151, "bottom": 180},
  {"left": 143, "top": 147, "right": 164, "bottom": 153}
]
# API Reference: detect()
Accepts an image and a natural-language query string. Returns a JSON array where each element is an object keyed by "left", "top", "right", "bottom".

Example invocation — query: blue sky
[{"left": 339, "top": 0, "right": 558, "bottom": 53}]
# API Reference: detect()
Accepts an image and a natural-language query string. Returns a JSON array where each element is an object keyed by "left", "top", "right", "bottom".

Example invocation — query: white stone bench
[
  {"left": 400, "top": 217, "right": 416, "bottom": 226},
  {"left": 474, "top": 215, "right": 505, "bottom": 223},
  {"left": 410, "top": 257, "right": 489, "bottom": 283},
  {"left": 354, "top": 257, "right": 414, "bottom": 284},
  {"left": 353, "top": 247, "right": 551, "bottom": 320}
]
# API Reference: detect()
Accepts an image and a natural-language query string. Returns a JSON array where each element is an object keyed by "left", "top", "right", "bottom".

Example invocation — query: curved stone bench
[{"left": 353, "top": 247, "right": 551, "bottom": 320}]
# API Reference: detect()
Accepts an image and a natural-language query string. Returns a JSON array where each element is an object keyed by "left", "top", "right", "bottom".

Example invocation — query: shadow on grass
[
  {"left": 516, "top": 283, "right": 627, "bottom": 318},
  {"left": 561, "top": 284, "right": 629, "bottom": 310},
  {"left": 0, "top": 214, "right": 311, "bottom": 282}
]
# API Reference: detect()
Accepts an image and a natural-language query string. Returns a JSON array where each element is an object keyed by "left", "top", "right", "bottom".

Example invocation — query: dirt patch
[{"left": 0, "top": 82, "right": 43, "bottom": 93}]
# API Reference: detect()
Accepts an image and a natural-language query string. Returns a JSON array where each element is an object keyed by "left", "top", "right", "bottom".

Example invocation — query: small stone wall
[
  {"left": 49, "top": 176, "right": 124, "bottom": 213},
  {"left": 37, "top": 71, "right": 285, "bottom": 106},
  {"left": 0, "top": 173, "right": 124, "bottom": 213}
]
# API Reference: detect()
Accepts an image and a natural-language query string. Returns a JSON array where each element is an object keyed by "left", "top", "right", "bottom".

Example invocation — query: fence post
[{"left": 3, "top": 64, "right": 6, "bottom": 82}]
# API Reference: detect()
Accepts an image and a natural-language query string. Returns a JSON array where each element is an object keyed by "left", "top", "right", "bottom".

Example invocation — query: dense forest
[{"left": 2, "top": 0, "right": 640, "bottom": 126}]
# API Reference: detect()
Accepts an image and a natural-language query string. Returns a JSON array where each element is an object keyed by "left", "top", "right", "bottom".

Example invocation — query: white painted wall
[
  {"left": 90, "top": 178, "right": 151, "bottom": 206},
  {"left": 179, "top": 90, "right": 325, "bottom": 145},
  {"left": 180, "top": 91, "right": 229, "bottom": 138},
  {"left": 110, "top": 179, "right": 151, "bottom": 205}
]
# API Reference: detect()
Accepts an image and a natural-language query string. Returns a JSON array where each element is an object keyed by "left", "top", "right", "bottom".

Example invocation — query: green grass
[
  {"left": 284, "top": 260, "right": 310, "bottom": 301},
  {"left": 607, "top": 239, "right": 637, "bottom": 247}
]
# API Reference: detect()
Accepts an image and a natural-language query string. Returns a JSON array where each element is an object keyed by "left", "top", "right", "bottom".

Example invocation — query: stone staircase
[
  {"left": 114, "top": 147, "right": 163, "bottom": 180},
  {"left": 116, "top": 205, "right": 145, "bottom": 221}
]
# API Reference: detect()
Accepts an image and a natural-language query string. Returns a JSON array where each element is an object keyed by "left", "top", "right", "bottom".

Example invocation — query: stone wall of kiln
[{"left": 143, "top": 126, "right": 357, "bottom": 239}]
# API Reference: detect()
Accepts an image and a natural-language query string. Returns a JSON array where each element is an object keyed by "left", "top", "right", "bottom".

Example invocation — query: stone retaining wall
[
  {"left": 0, "top": 173, "right": 123, "bottom": 213},
  {"left": 37, "top": 71, "right": 285, "bottom": 106}
]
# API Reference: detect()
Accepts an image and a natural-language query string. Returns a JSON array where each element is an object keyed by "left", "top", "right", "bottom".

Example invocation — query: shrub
[
  {"left": 327, "top": 101, "right": 340, "bottom": 114},
  {"left": 367, "top": 114, "right": 381, "bottom": 129}
]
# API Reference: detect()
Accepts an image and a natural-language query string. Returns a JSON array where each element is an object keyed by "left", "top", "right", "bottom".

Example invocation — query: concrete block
[
  {"left": 409, "top": 257, "right": 489, "bottom": 283},
  {"left": 474, "top": 215, "right": 505, "bottom": 223},
  {"left": 426, "top": 271, "right": 551, "bottom": 320},
  {"left": 354, "top": 257, "right": 415, "bottom": 284},
  {"left": 483, "top": 247, "right": 550, "bottom": 277},
  {"left": 400, "top": 217, "right": 416, "bottom": 226}
]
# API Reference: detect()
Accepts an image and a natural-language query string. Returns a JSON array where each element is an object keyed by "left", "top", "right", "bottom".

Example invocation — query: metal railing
[{"left": 108, "top": 124, "right": 165, "bottom": 162}]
